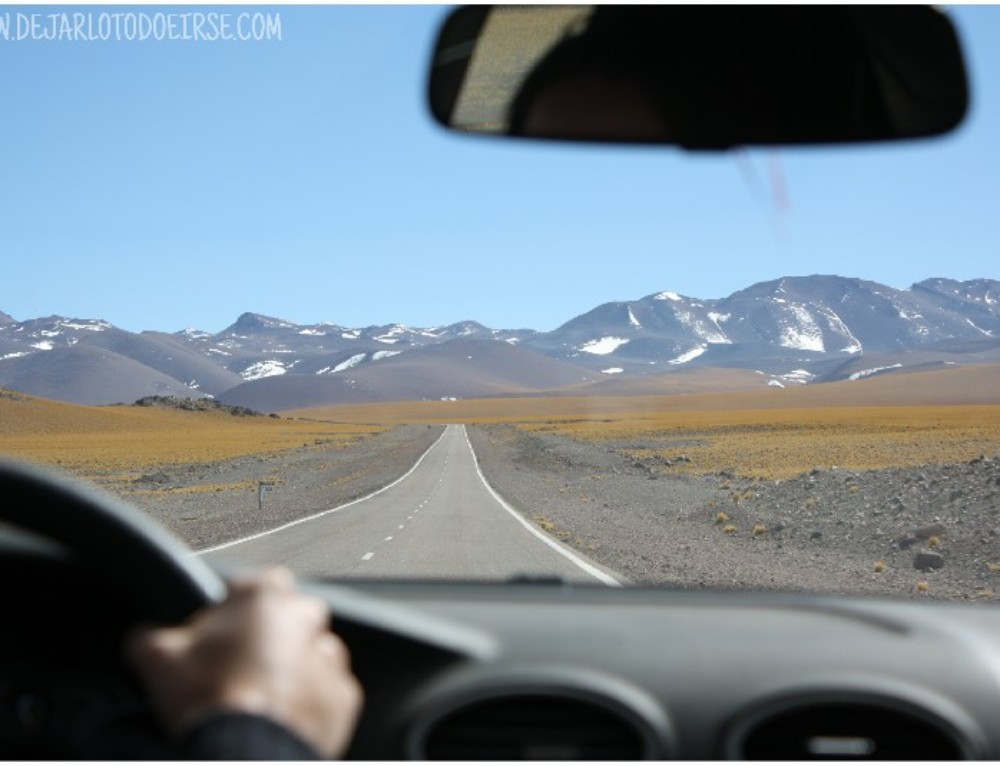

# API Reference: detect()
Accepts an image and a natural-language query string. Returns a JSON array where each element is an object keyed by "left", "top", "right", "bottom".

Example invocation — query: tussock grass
[
  {"left": 524, "top": 406, "right": 1000, "bottom": 480},
  {"left": 0, "top": 393, "right": 382, "bottom": 476},
  {"left": 534, "top": 516, "right": 557, "bottom": 533}
]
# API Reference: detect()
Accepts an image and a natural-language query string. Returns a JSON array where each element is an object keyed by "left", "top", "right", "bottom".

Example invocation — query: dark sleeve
[{"left": 179, "top": 711, "right": 322, "bottom": 761}]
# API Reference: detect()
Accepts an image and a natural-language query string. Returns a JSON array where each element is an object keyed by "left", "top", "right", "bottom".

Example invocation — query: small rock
[
  {"left": 810, "top": 531, "right": 823, "bottom": 540},
  {"left": 913, "top": 551, "right": 945, "bottom": 572}
]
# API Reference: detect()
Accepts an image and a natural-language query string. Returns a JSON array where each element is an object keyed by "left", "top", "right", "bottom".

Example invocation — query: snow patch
[
  {"left": 299, "top": 328, "right": 326, "bottom": 336},
  {"left": 372, "top": 350, "right": 401, "bottom": 361},
  {"left": 674, "top": 308, "right": 731, "bottom": 344},
  {"left": 240, "top": 361, "right": 287, "bottom": 381},
  {"left": 770, "top": 369, "right": 815, "bottom": 386},
  {"left": 768, "top": 380, "right": 785, "bottom": 388},
  {"left": 580, "top": 336, "right": 630, "bottom": 355},
  {"left": 341, "top": 331, "right": 360, "bottom": 340},
  {"left": 778, "top": 304, "right": 825, "bottom": 352},
  {"left": 61, "top": 320, "right": 109, "bottom": 332},
  {"left": 848, "top": 363, "right": 903, "bottom": 381},
  {"left": 816, "top": 306, "right": 863, "bottom": 354},
  {"left": 964, "top": 318, "right": 993, "bottom": 336},
  {"left": 627, "top": 308, "right": 642, "bottom": 328},
  {"left": 654, "top": 291, "right": 682, "bottom": 302},
  {"left": 0, "top": 351, "right": 29, "bottom": 361},
  {"left": 30, "top": 341, "right": 53, "bottom": 351},
  {"left": 667, "top": 345, "right": 707, "bottom": 365},
  {"left": 333, "top": 353, "right": 367, "bottom": 373},
  {"left": 601, "top": 367, "right": 624, "bottom": 374}
]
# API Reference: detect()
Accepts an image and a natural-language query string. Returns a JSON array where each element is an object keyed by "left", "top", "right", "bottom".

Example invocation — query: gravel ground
[
  {"left": 467, "top": 424, "right": 1000, "bottom": 602},
  {"left": 100, "top": 417, "right": 1000, "bottom": 602},
  {"left": 106, "top": 424, "right": 444, "bottom": 550}
]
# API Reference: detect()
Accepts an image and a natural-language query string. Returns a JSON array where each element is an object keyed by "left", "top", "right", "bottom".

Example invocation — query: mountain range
[{"left": 1, "top": 276, "right": 998, "bottom": 410}]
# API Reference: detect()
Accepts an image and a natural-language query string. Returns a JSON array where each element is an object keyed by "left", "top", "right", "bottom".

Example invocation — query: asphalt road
[{"left": 202, "top": 424, "right": 621, "bottom": 585}]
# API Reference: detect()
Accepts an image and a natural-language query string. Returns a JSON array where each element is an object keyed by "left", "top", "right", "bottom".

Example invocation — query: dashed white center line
[
  {"left": 384, "top": 536, "right": 393, "bottom": 541},
  {"left": 398, "top": 524, "right": 405, "bottom": 530},
  {"left": 361, "top": 552, "right": 374, "bottom": 561}
]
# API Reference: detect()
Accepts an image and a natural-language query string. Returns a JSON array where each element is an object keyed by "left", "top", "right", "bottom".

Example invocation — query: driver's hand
[{"left": 125, "top": 566, "right": 363, "bottom": 759}]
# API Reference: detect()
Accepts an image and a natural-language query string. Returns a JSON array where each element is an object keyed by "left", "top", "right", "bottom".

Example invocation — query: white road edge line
[
  {"left": 362, "top": 552, "right": 374, "bottom": 561},
  {"left": 461, "top": 424, "right": 623, "bottom": 587},
  {"left": 195, "top": 427, "right": 450, "bottom": 555}
]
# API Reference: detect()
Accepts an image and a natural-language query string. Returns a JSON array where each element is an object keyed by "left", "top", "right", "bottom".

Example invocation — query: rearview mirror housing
[{"left": 428, "top": 6, "right": 969, "bottom": 149}]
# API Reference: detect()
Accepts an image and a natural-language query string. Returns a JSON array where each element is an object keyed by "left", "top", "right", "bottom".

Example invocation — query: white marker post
[{"left": 258, "top": 481, "right": 274, "bottom": 510}]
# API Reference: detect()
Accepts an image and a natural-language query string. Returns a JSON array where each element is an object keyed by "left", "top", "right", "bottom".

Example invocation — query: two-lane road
[{"left": 202, "top": 425, "right": 621, "bottom": 585}]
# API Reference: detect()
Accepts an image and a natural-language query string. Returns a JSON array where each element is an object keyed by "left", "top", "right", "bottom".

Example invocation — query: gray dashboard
[
  {"left": 4, "top": 534, "right": 1000, "bottom": 760},
  {"left": 332, "top": 581, "right": 1000, "bottom": 759}
]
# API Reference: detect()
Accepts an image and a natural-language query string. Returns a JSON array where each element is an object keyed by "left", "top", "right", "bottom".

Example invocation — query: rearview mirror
[{"left": 428, "top": 6, "right": 969, "bottom": 149}]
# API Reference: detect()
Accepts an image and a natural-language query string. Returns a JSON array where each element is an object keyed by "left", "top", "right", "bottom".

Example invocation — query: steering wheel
[{"left": 0, "top": 459, "right": 225, "bottom": 624}]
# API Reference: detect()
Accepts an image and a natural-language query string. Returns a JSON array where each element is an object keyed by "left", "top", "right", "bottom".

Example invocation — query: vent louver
[
  {"left": 739, "top": 701, "right": 965, "bottom": 760},
  {"left": 420, "top": 693, "right": 650, "bottom": 760}
]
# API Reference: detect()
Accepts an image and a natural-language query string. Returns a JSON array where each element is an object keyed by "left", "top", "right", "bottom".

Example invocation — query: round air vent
[
  {"left": 415, "top": 692, "right": 657, "bottom": 760},
  {"left": 733, "top": 699, "right": 968, "bottom": 760}
]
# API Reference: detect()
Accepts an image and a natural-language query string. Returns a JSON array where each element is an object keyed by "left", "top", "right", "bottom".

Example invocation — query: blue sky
[{"left": 1, "top": 5, "right": 998, "bottom": 334}]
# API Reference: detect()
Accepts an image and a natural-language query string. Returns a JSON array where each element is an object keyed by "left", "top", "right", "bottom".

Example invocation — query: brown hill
[
  {"left": 0, "top": 345, "right": 204, "bottom": 405},
  {"left": 219, "top": 339, "right": 594, "bottom": 411}
]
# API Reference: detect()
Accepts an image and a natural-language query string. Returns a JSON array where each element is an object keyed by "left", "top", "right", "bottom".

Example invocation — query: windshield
[{"left": 1, "top": 5, "right": 998, "bottom": 598}]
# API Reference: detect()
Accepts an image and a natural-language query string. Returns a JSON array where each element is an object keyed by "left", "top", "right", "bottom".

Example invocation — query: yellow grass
[
  {"left": 6, "top": 361, "right": 997, "bottom": 484},
  {"left": 0, "top": 393, "right": 383, "bottom": 476},
  {"left": 546, "top": 405, "right": 1000, "bottom": 480},
  {"left": 291, "top": 385, "right": 999, "bottom": 480}
]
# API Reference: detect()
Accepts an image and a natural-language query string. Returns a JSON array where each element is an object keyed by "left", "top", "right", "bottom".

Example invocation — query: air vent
[
  {"left": 738, "top": 701, "right": 965, "bottom": 760},
  {"left": 419, "top": 693, "right": 650, "bottom": 760}
]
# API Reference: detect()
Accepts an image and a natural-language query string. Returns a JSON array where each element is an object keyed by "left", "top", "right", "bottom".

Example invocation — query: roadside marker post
[{"left": 258, "top": 481, "right": 275, "bottom": 510}]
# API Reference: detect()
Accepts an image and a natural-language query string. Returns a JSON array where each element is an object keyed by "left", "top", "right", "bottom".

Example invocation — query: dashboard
[{"left": 6, "top": 533, "right": 1000, "bottom": 760}]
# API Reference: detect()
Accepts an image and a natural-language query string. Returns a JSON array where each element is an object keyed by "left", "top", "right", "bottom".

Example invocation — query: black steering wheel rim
[{"left": 0, "top": 458, "right": 224, "bottom": 624}]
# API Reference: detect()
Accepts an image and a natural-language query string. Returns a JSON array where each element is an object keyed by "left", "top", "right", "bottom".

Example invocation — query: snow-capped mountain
[
  {"left": 178, "top": 313, "right": 535, "bottom": 384},
  {"left": 525, "top": 277, "right": 1000, "bottom": 379},
  {"left": 1, "top": 276, "right": 997, "bottom": 407}
]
